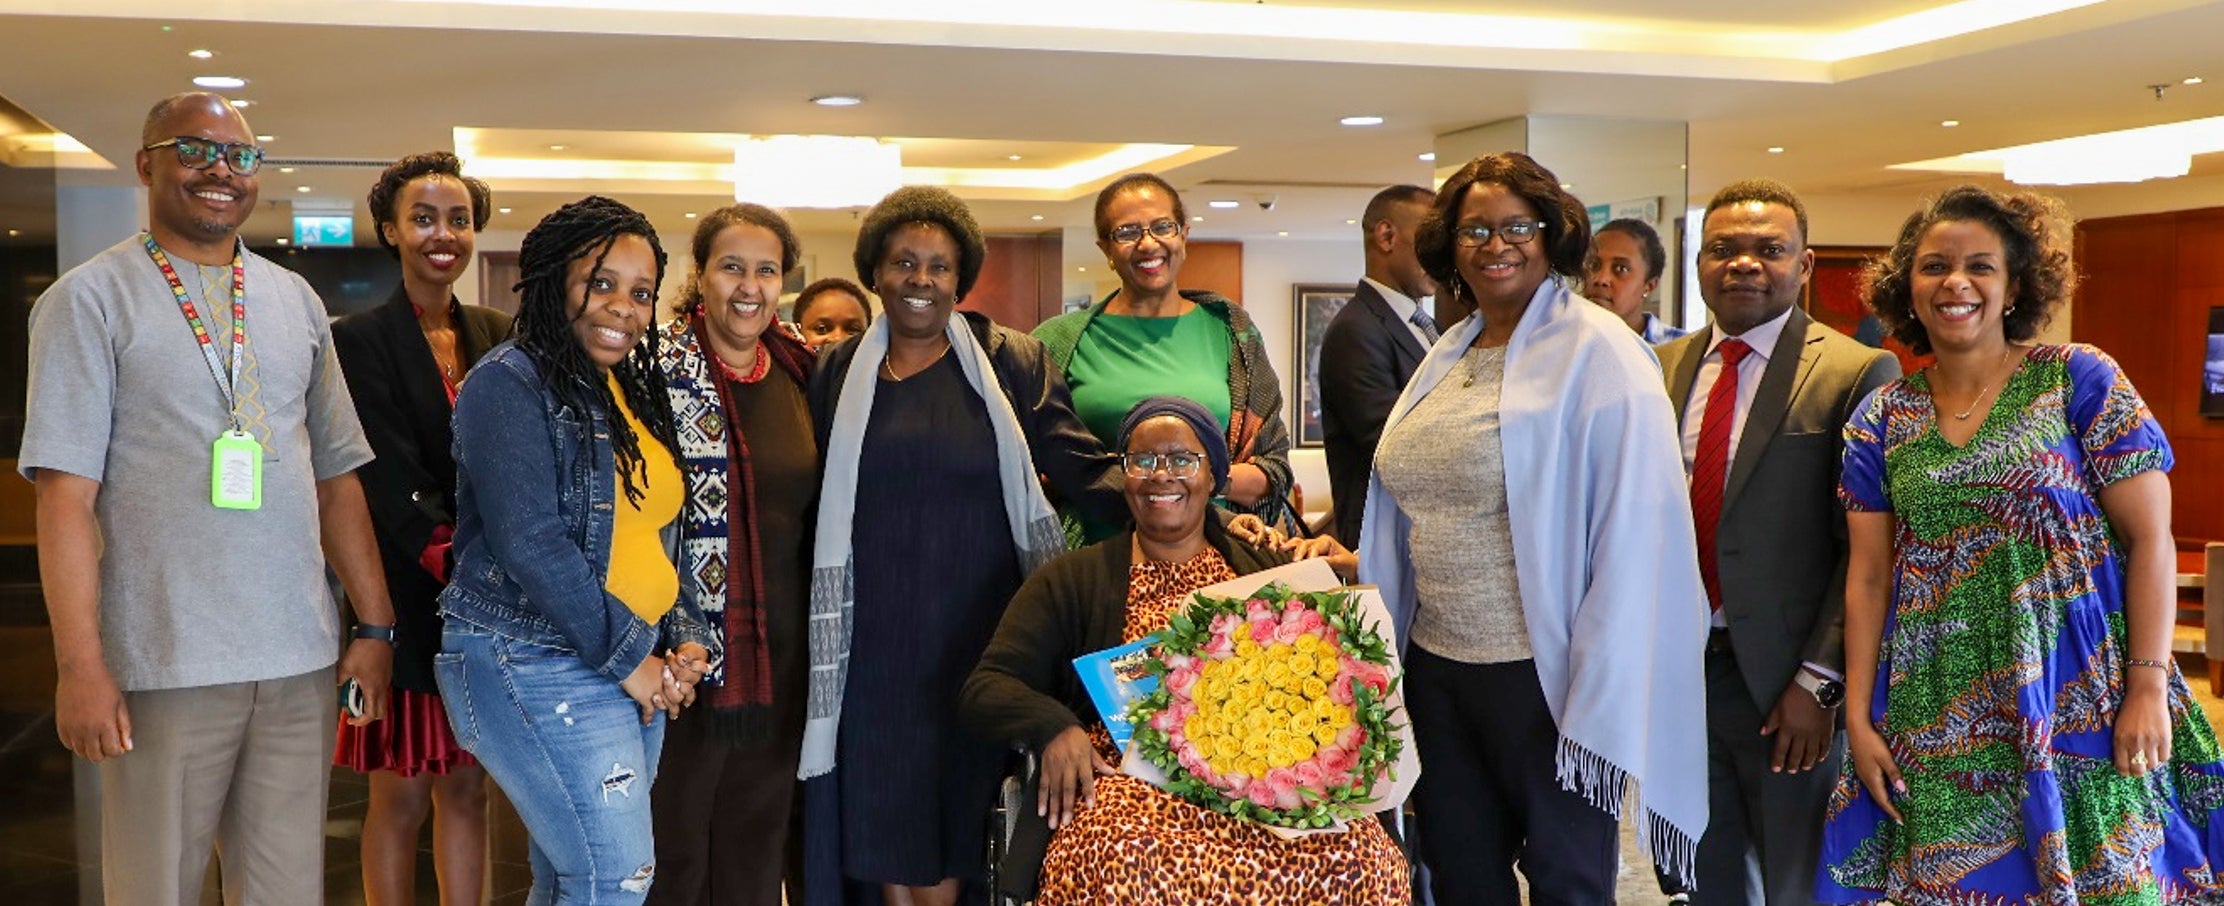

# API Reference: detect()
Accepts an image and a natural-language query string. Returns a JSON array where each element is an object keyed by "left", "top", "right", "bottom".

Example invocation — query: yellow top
[{"left": 605, "top": 374, "right": 681, "bottom": 624}]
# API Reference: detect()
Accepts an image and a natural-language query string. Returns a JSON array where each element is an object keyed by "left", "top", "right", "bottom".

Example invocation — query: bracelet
[
  {"left": 352, "top": 623, "right": 397, "bottom": 644},
  {"left": 2127, "top": 657, "right": 2171, "bottom": 670}
]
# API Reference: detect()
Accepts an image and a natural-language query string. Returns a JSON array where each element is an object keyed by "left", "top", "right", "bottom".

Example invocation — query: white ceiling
[{"left": 2, "top": 0, "right": 2223, "bottom": 250}]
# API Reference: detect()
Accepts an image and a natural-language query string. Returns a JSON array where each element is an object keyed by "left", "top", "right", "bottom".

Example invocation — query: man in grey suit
[
  {"left": 1319, "top": 184, "right": 1436, "bottom": 546},
  {"left": 1657, "top": 179, "right": 1899, "bottom": 906}
]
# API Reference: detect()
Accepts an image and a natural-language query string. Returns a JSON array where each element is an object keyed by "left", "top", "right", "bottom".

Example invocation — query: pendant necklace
[{"left": 1947, "top": 345, "right": 2014, "bottom": 421}]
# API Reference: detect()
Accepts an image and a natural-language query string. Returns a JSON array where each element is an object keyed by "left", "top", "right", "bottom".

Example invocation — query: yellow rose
[
  {"left": 1263, "top": 690, "right": 1289, "bottom": 712},
  {"left": 1243, "top": 756, "right": 1268, "bottom": 778},
  {"left": 1295, "top": 634, "right": 1321, "bottom": 654},
  {"left": 1264, "top": 661, "right": 1291, "bottom": 687},
  {"left": 1291, "top": 736, "right": 1317, "bottom": 762},
  {"left": 1312, "top": 721, "right": 1340, "bottom": 745},
  {"left": 1289, "top": 711, "right": 1316, "bottom": 735},
  {"left": 1289, "top": 655, "right": 1316, "bottom": 679},
  {"left": 1317, "top": 653, "right": 1341, "bottom": 677},
  {"left": 1266, "top": 742, "right": 1292, "bottom": 766},
  {"left": 1311, "top": 696, "right": 1339, "bottom": 719},
  {"left": 1235, "top": 637, "right": 1259, "bottom": 658},
  {"left": 1214, "top": 736, "right": 1241, "bottom": 760}
]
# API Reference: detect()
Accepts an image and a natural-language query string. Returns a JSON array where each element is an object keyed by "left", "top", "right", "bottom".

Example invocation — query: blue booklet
[{"left": 1072, "top": 639, "right": 1162, "bottom": 755}]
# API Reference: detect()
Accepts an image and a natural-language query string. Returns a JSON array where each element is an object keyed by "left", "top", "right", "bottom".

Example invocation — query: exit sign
[{"left": 293, "top": 215, "right": 354, "bottom": 247}]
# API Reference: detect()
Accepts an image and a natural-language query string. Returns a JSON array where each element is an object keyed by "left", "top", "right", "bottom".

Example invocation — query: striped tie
[
  {"left": 1409, "top": 309, "right": 1440, "bottom": 344},
  {"left": 1691, "top": 338, "right": 1752, "bottom": 612}
]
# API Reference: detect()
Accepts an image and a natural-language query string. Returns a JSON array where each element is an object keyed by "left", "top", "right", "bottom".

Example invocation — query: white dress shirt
[{"left": 1361, "top": 276, "right": 1436, "bottom": 349}]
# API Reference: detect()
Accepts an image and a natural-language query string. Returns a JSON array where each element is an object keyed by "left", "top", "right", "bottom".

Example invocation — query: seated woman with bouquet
[{"left": 960, "top": 396, "right": 1409, "bottom": 905}]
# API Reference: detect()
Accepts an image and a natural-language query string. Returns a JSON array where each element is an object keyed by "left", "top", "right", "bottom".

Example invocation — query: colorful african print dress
[{"left": 1817, "top": 344, "right": 2224, "bottom": 905}]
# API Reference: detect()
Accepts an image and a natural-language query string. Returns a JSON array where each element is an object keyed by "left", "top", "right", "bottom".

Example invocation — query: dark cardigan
[{"left": 957, "top": 518, "right": 1289, "bottom": 897}]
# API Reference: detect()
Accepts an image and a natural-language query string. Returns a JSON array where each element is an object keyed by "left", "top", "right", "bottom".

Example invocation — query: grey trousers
[
  {"left": 98, "top": 666, "right": 336, "bottom": 906},
  {"left": 1695, "top": 646, "right": 1840, "bottom": 906}
]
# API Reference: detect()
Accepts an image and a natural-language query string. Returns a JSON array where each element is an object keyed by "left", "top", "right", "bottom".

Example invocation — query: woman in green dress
[
  {"left": 1819, "top": 185, "right": 2224, "bottom": 904},
  {"left": 1033, "top": 173, "right": 1298, "bottom": 538}
]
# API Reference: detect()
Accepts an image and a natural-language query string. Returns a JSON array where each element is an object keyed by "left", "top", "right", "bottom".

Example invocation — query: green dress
[{"left": 1817, "top": 344, "right": 2224, "bottom": 905}]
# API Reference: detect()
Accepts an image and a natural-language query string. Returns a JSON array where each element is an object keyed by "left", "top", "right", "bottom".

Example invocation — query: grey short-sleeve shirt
[{"left": 19, "top": 236, "right": 374, "bottom": 690}]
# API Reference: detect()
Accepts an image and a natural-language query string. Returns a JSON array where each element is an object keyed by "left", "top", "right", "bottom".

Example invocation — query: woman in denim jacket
[{"left": 435, "top": 196, "right": 720, "bottom": 904}]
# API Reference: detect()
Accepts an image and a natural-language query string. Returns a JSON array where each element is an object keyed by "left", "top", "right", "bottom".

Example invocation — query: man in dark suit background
[
  {"left": 1657, "top": 179, "right": 1899, "bottom": 905},
  {"left": 1318, "top": 184, "right": 1436, "bottom": 547}
]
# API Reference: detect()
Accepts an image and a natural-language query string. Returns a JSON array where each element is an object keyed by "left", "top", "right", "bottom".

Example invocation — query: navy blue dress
[{"left": 839, "top": 353, "right": 1022, "bottom": 885}]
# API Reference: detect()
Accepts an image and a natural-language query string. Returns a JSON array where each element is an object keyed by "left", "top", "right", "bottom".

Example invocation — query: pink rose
[
  {"left": 1210, "top": 613, "right": 1242, "bottom": 637},
  {"left": 1283, "top": 597, "right": 1304, "bottom": 615},
  {"left": 1246, "top": 782, "right": 1280, "bottom": 808},
  {"left": 1329, "top": 675, "right": 1356, "bottom": 705},
  {"left": 1249, "top": 619, "right": 1277, "bottom": 644},
  {"left": 1337, "top": 723, "right": 1364, "bottom": 751},
  {"left": 1151, "top": 709, "right": 1178, "bottom": 732},
  {"left": 1202, "top": 633, "right": 1235, "bottom": 657},
  {"left": 1290, "top": 760, "right": 1327, "bottom": 793},
  {"left": 1167, "top": 667, "right": 1199, "bottom": 698},
  {"left": 1244, "top": 598, "right": 1273, "bottom": 620},
  {"left": 1273, "top": 619, "right": 1306, "bottom": 645},
  {"left": 1321, "top": 627, "right": 1340, "bottom": 646},
  {"left": 1166, "top": 652, "right": 1195, "bottom": 673},
  {"left": 1297, "top": 610, "right": 1326, "bottom": 634},
  {"left": 1177, "top": 747, "right": 1211, "bottom": 778},
  {"left": 1263, "top": 771, "right": 1303, "bottom": 810}
]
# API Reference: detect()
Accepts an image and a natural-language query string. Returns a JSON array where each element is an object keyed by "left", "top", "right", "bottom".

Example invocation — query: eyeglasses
[
  {"left": 143, "top": 136, "right": 266, "bottom": 176},
  {"left": 1121, "top": 450, "right": 1205, "bottom": 479},
  {"left": 1108, "top": 219, "right": 1183, "bottom": 246},
  {"left": 1452, "top": 221, "right": 1546, "bottom": 247}
]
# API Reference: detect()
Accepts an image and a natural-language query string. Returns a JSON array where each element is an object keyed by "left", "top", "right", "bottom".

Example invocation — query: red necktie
[{"left": 1691, "top": 338, "right": 1752, "bottom": 612}]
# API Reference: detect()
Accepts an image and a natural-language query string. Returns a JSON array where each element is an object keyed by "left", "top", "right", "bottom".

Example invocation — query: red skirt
[{"left": 333, "top": 688, "right": 478, "bottom": 777}]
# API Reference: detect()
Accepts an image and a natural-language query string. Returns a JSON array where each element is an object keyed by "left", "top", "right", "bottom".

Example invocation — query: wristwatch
[
  {"left": 352, "top": 623, "right": 397, "bottom": 645},
  {"left": 1794, "top": 670, "right": 1845, "bottom": 709}
]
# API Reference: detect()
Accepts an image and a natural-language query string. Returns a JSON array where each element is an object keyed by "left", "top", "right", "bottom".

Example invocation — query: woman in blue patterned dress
[{"left": 1818, "top": 185, "right": 2224, "bottom": 904}]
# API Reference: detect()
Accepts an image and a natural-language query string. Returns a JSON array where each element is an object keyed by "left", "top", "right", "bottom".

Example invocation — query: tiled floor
[{"left": 6, "top": 686, "right": 2223, "bottom": 904}]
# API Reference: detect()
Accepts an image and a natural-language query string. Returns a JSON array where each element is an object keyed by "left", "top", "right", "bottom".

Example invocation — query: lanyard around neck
[{"left": 143, "top": 233, "right": 247, "bottom": 430}]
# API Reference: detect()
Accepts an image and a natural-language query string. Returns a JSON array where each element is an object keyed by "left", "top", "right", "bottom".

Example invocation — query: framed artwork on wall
[
  {"left": 2203, "top": 306, "right": 2224, "bottom": 418},
  {"left": 1291, "top": 284, "right": 1353, "bottom": 447}
]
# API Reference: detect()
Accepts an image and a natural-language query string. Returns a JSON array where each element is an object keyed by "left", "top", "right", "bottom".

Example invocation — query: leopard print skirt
[{"left": 1034, "top": 547, "right": 1412, "bottom": 905}]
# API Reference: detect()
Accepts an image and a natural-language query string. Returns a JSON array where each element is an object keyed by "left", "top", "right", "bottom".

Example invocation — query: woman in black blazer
[{"left": 330, "top": 152, "right": 511, "bottom": 906}]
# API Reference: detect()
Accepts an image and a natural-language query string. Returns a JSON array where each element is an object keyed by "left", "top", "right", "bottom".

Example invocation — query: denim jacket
[{"left": 439, "top": 342, "right": 721, "bottom": 683}]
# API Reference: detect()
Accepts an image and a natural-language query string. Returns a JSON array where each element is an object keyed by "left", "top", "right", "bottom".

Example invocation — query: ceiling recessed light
[
  {"left": 255, "top": 134, "right": 274, "bottom": 142},
  {"left": 1941, "top": 120, "right": 1960, "bottom": 127},
  {"left": 1767, "top": 146, "right": 1785, "bottom": 154},
  {"left": 295, "top": 186, "right": 311, "bottom": 193},
  {"left": 193, "top": 75, "right": 247, "bottom": 89},
  {"left": 1030, "top": 214, "right": 1044, "bottom": 221},
  {"left": 1192, "top": 216, "right": 1204, "bottom": 222},
  {"left": 1418, "top": 152, "right": 1436, "bottom": 162},
  {"left": 1277, "top": 231, "right": 1290, "bottom": 237},
  {"left": 187, "top": 49, "right": 214, "bottom": 59},
  {"left": 2187, "top": 76, "right": 2206, "bottom": 85},
  {"left": 228, "top": 99, "right": 252, "bottom": 108},
  {"left": 548, "top": 144, "right": 566, "bottom": 151},
  {"left": 275, "top": 237, "right": 288, "bottom": 245},
  {"left": 684, "top": 212, "right": 697, "bottom": 218},
  {"left": 1076, "top": 266, "right": 1086, "bottom": 272},
  {"left": 1208, "top": 200, "right": 1239, "bottom": 209},
  {"left": 1345, "top": 219, "right": 1358, "bottom": 225},
  {"left": 6, "top": 229, "right": 18, "bottom": 237},
  {"left": 1559, "top": 183, "right": 1574, "bottom": 190},
  {"left": 1340, "top": 115, "right": 1384, "bottom": 127},
  {"left": 498, "top": 207, "right": 512, "bottom": 214},
  {"left": 1008, "top": 154, "right": 1023, "bottom": 161},
  {"left": 278, "top": 166, "right": 295, "bottom": 174},
  {"left": 811, "top": 94, "right": 863, "bottom": 107}
]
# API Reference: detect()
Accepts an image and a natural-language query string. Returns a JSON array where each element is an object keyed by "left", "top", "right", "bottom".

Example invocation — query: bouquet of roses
[{"left": 1123, "top": 579, "right": 1406, "bottom": 830}]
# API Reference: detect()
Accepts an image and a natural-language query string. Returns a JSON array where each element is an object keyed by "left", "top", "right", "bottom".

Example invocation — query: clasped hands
[
  {"left": 621, "top": 642, "right": 713, "bottom": 725},
  {"left": 1226, "top": 514, "right": 1357, "bottom": 579}
]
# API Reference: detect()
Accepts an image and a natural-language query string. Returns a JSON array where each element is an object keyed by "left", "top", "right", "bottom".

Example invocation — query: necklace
[
  {"left": 1944, "top": 345, "right": 2015, "bottom": 421},
  {"left": 881, "top": 341, "right": 950, "bottom": 381}
]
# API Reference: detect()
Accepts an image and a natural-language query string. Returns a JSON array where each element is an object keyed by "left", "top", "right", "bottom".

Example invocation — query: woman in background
[
  {"left": 437, "top": 196, "right": 716, "bottom": 903},
  {"left": 791, "top": 276, "right": 872, "bottom": 349},
  {"left": 1821, "top": 185, "right": 2224, "bottom": 904},
  {"left": 650, "top": 203, "right": 820, "bottom": 906},
  {"left": 803, "top": 185, "right": 1122, "bottom": 906},
  {"left": 1034, "top": 173, "right": 1297, "bottom": 539},
  {"left": 331, "top": 151, "right": 507, "bottom": 906}
]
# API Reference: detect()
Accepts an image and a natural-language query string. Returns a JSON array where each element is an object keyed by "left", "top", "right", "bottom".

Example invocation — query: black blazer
[
  {"left": 1317, "top": 280, "right": 1429, "bottom": 546},
  {"left": 330, "top": 287, "right": 512, "bottom": 692}
]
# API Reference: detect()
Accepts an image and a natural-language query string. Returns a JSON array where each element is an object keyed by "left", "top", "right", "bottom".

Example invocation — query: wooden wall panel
[
  {"left": 960, "top": 234, "right": 1060, "bottom": 331},
  {"left": 1184, "top": 240, "right": 1244, "bottom": 305},
  {"left": 2074, "top": 208, "right": 2224, "bottom": 544}
]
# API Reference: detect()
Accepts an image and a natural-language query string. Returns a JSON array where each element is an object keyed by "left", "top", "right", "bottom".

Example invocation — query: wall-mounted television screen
[{"left": 2204, "top": 306, "right": 2224, "bottom": 418}]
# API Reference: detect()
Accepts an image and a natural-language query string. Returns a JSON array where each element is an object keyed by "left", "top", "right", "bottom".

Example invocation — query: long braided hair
[{"left": 512, "top": 195, "right": 677, "bottom": 505}]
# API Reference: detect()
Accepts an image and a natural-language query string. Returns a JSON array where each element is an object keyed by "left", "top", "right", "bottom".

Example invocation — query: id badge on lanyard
[{"left": 144, "top": 234, "right": 263, "bottom": 510}]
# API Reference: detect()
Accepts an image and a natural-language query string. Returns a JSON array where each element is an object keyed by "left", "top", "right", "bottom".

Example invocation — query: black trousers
[
  {"left": 1693, "top": 642, "right": 1840, "bottom": 906},
  {"left": 1406, "top": 647, "right": 1618, "bottom": 906},
  {"left": 646, "top": 710, "right": 805, "bottom": 906}
]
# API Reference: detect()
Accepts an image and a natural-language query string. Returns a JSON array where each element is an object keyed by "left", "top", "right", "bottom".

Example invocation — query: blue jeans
[{"left": 438, "top": 622, "right": 666, "bottom": 905}]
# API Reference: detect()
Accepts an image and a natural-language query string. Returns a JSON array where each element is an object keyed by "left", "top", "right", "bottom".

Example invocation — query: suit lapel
[
  {"left": 456, "top": 300, "right": 505, "bottom": 367},
  {"left": 1356, "top": 281, "right": 1428, "bottom": 371},
  {"left": 1723, "top": 307, "right": 1818, "bottom": 508},
  {"left": 1664, "top": 330, "right": 1708, "bottom": 420}
]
